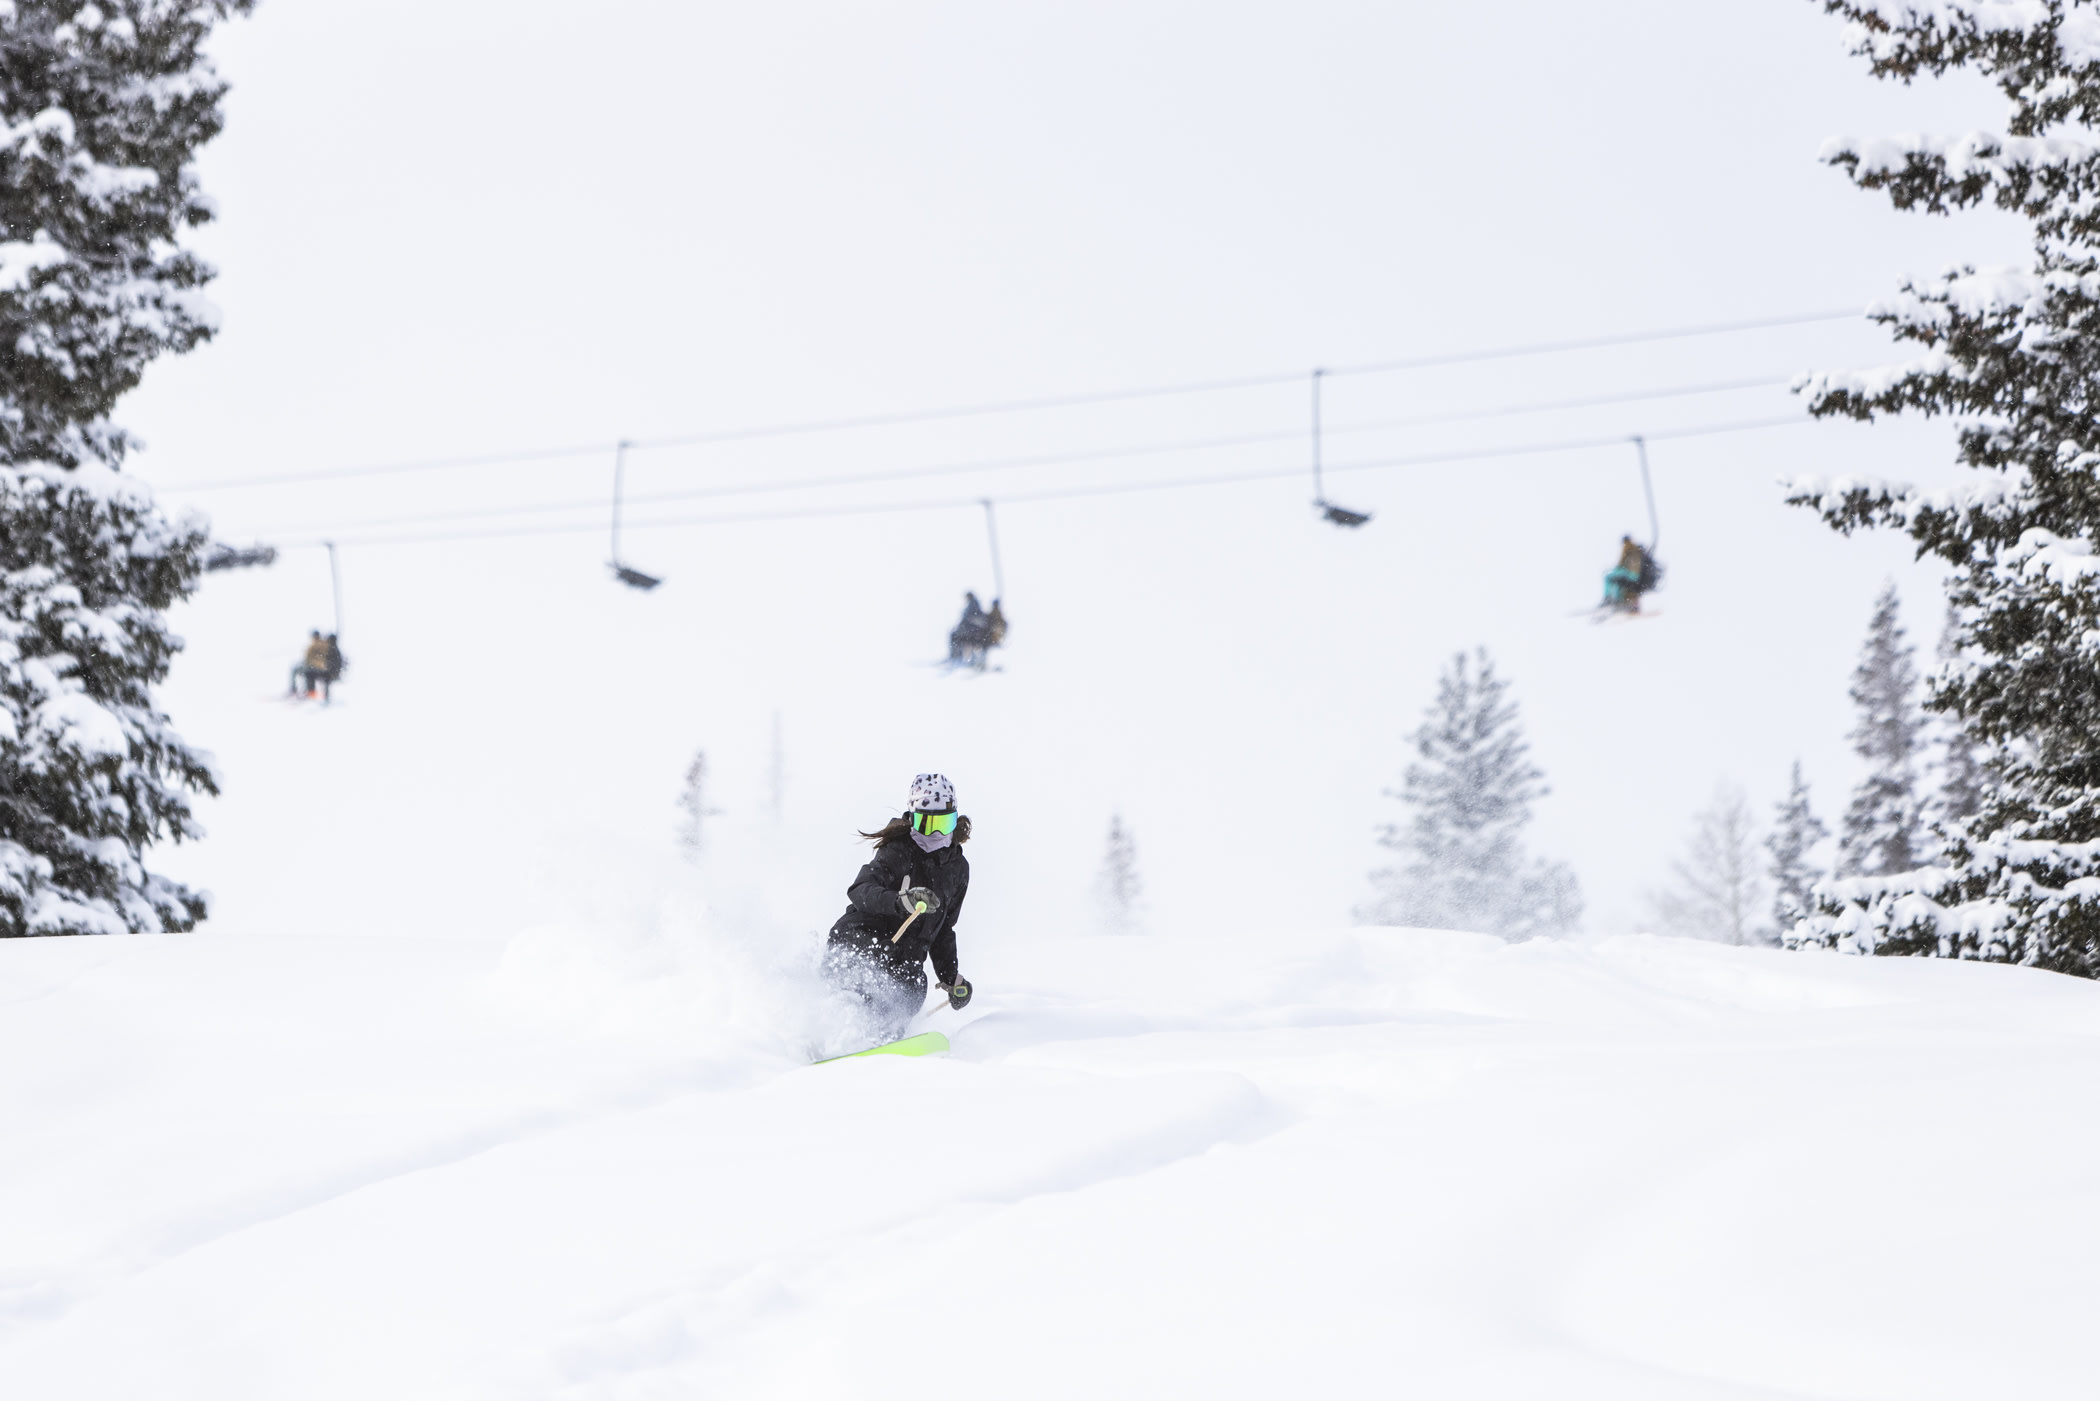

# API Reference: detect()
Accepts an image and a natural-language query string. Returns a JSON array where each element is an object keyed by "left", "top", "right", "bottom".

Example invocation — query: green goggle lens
[{"left": 912, "top": 811, "right": 958, "bottom": 835}]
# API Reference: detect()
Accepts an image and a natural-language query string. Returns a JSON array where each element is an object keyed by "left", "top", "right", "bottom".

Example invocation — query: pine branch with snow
[
  {"left": 1362, "top": 649, "right": 1581, "bottom": 939},
  {"left": 0, "top": 463, "right": 214, "bottom": 933},
  {"left": 0, "top": 2, "right": 254, "bottom": 470}
]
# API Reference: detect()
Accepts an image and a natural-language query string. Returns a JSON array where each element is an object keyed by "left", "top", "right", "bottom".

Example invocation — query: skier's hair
[{"left": 859, "top": 813, "right": 972, "bottom": 846}]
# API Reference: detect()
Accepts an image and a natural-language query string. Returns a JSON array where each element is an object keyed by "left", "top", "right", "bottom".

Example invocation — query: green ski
[{"left": 815, "top": 1031, "right": 950, "bottom": 1064}]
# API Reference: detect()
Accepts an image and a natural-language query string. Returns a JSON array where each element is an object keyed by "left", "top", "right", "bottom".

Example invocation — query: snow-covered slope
[{"left": 3, "top": 916, "right": 2096, "bottom": 1399}]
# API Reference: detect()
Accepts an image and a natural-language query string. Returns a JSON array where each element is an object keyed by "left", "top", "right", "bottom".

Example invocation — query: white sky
[{"left": 122, "top": 2, "right": 2035, "bottom": 939}]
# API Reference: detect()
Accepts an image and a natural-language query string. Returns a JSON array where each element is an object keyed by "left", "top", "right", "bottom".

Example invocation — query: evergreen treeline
[
  {"left": 0, "top": 3, "right": 249, "bottom": 936},
  {"left": 1654, "top": 589, "right": 1970, "bottom": 949}
]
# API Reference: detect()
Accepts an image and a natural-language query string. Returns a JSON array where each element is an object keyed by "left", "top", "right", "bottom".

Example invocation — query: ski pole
[{"left": 891, "top": 900, "right": 929, "bottom": 944}]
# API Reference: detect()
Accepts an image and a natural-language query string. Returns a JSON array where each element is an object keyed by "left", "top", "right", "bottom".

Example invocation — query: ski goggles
[{"left": 911, "top": 810, "right": 958, "bottom": 836}]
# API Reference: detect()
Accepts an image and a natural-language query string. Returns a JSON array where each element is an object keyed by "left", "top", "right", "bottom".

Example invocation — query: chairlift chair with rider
[
  {"left": 943, "top": 500, "right": 1009, "bottom": 671},
  {"left": 1598, "top": 435, "right": 1665, "bottom": 617}
]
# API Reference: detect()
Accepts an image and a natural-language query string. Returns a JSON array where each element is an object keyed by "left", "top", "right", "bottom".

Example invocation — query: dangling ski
[{"left": 814, "top": 1031, "right": 949, "bottom": 1065}]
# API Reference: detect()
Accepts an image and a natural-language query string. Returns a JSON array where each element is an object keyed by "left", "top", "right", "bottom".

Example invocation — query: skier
[
  {"left": 321, "top": 633, "right": 346, "bottom": 696},
  {"left": 948, "top": 592, "right": 988, "bottom": 665},
  {"left": 824, "top": 772, "right": 973, "bottom": 1043},
  {"left": 1602, "top": 535, "right": 1657, "bottom": 614},
  {"left": 288, "top": 630, "right": 330, "bottom": 698}
]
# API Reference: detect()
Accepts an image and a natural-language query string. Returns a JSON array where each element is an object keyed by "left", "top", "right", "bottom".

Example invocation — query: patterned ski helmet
[{"left": 908, "top": 773, "right": 956, "bottom": 812}]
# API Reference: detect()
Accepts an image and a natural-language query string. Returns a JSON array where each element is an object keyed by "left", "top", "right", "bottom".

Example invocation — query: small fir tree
[
  {"left": 1766, "top": 761, "right": 1829, "bottom": 942},
  {"left": 675, "top": 751, "right": 717, "bottom": 858},
  {"left": 1363, "top": 649, "right": 1581, "bottom": 938},
  {"left": 1788, "top": 2, "right": 2100, "bottom": 974},
  {"left": 1094, "top": 811, "right": 1143, "bottom": 934},
  {"left": 1652, "top": 784, "right": 1764, "bottom": 945},
  {"left": 1934, "top": 606, "right": 1988, "bottom": 836},
  {"left": 0, "top": 2, "right": 251, "bottom": 937},
  {"left": 1837, "top": 584, "right": 1927, "bottom": 878}
]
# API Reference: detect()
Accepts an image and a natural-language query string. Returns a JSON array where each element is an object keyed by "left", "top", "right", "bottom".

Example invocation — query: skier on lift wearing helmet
[{"left": 823, "top": 773, "right": 973, "bottom": 1042}]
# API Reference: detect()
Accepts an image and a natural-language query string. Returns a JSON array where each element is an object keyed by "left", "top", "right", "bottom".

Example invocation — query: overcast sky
[{"left": 127, "top": 2, "right": 2037, "bottom": 940}]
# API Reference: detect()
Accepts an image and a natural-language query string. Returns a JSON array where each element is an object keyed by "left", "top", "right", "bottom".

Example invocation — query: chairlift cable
[
  {"left": 241, "top": 373, "right": 1790, "bottom": 538},
  {"left": 156, "top": 310, "right": 1859, "bottom": 493},
  {"left": 283, "top": 413, "right": 1808, "bottom": 550}
]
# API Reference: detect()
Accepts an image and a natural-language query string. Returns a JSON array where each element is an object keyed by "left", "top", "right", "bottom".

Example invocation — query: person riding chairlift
[
  {"left": 948, "top": 592, "right": 1006, "bottom": 669},
  {"left": 289, "top": 630, "right": 328, "bottom": 699},
  {"left": 287, "top": 630, "right": 347, "bottom": 703},
  {"left": 1603, "top": 534, "right": 1658, "bottom": 614},
  {"left": 948, "top": 592, "right": 986, "bottom": 664}
]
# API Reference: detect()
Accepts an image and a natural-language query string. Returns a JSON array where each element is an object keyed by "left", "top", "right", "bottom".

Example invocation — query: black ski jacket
[{"left": 827, "top": 834, "right": 969, "bottom": 985}]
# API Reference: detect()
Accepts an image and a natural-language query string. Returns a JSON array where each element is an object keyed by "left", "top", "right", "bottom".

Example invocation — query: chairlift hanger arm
[{"left": 1631, "top": 434, "right": 1660, "bottom": 553}]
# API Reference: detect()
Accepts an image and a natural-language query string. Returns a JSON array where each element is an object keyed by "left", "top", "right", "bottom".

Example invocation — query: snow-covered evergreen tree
[
  {"left": 1094, "top": 811, "right": 1143, "bottom": 934},
  {"left": 1362, "top": 649, "right": 1581, "bottom": 939},
  {"left": 676, "top": 751, "right": 714, "bottom": 858},
  {"left": 1652, "top": 784, "right": 1763, "bottom": 945},
  {"left": 1934, "top": 605, "right": 1988, "bottom": 833},
  {"left": 0, "top": 2, "right": 249, "bottom": 936},
  {"left": 1837, "top": 584, "right": 1927, "bottom": 878},
  {"left": 1767, "top": 760, "right": 1829, "bottom": 942},
  {"left": 1788, "top": 2, "right": 2100, "bottom": 975}
]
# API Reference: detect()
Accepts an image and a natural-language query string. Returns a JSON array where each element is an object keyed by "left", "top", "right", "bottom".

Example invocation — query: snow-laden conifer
[
  {"left": 1363, "top": 649, "right": 1580, "bottom": 939},
  {"left": 1652, "top": 784, "right": 1763, "bottom": 945},
  {"left": 676, "top": 750, "right": 715, "bottom": 858},
  {"left": 1934, "top": 606, "right": 1989, "bottom": 833},
  {"left": 1094, "top": 811, "right": 1143, "bottom": 934},
  {"left": 1788, "top": 1, "right": 2100, "bottom": 975},
  {"left": 1767, "top": 761, "right": 1830, "bottom": 942},
  {"left": 1838, "top": 584, "right": 1927, "bottom": 878},
  {"left": 0, "top": 2, "right": 249, "bottom": 936}
]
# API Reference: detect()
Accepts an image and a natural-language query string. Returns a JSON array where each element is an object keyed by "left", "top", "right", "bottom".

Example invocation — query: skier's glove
[
  {"left": 898, "top": 886, "right": 941, "bottom": 917},
  {"left": 944, "top": 978, "right": 972, "bottom": 1010}
]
